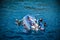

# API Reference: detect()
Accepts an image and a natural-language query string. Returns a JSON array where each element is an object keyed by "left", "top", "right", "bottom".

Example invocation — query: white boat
[{"left": 22, "top": 15, "right": 38, "bottom": 31}]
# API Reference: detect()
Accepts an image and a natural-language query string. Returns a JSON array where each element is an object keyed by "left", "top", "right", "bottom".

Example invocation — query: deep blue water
[{"left": 0, "top": 0, "right": 60, "bottom": 40}]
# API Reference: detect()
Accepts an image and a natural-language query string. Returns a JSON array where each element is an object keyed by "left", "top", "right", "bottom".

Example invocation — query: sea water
[{"left": 0, "top": 0, "right": 60, "bottom": 40}]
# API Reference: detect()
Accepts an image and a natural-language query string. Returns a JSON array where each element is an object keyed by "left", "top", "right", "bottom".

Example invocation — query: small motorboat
[{"left": 22, "top": 15, "right": 39, "bottom": 31}]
